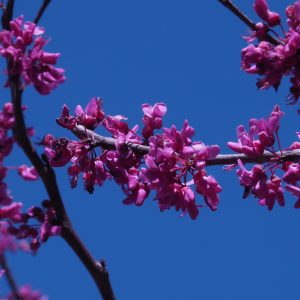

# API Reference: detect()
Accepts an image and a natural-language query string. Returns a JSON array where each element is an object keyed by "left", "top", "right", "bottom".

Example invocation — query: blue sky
[{"left": 1, "top": 0, "right": 300, "bottom": 299}]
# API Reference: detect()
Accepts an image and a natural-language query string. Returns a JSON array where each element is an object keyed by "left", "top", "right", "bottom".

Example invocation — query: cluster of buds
[
  {"left": 241, "top": 0, "right": 300, "bottom": 103},
  {"left": 0, "top": 101, "right": 60, "bottom": 253},
  {"left": 228, "top": 106, "right": 300, "bottom": 210},
  {"left": 45, "top": 98, "right": 222, "bottom": 219},
  {"left": 0, "top": 16, "right": 65, "bottom": 94}
]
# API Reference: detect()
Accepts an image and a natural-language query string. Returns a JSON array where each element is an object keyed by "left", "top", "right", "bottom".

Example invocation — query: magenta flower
[
  {"left": 241, "top": 1, "right": 300, "bottom": 102},
  {"left": 228, "top": 125, "right": 264, "bottom": 157},
  {"left": 7, "top": 284, "right": 48, "bottom": 300},
  {"left": 75, "top": 97, "right": 105, "bottom": 130},
  {"left": 285, "top": 184, "right": 300, "bottom": 208},
  {"left": 18, "top": 165, "right": 39, "bottom": 181},
  {"left": 228, "top": 106, "right": 283, "bottom": 156},
  {"left": 141, "top": 102, "right": 167, "bottom": 138},
  {"left": 282, "top": 162, "right": 300, "bottom": 185},
  {"left": 0, "top": 15, "right": 65, "bottom": 94},
  {"left": 0, "top": 202, "right": 22, "bottom": 222},
  {"left": 253, "top": 0, "right": 281, "bottom": 27}
]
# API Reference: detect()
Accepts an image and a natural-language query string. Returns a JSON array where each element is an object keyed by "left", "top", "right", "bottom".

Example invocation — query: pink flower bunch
[
  {"left": 0, "top": 200, "right": 61, "bottom": 254},
  {"left": 141, "top": 103, "right": 167, "bottom": 138},
  {"left": 57, "top": 97, "right": 105, "bottom": 130},
  {"left": 0, "top": 221, "right": 29, "bottom": 254},
  {"left": 48, "top": 98, "right": 221, "bottom": 219},
  {"left": 228, "top": 106, "right": 300, "bottom": 209},
  {"left": 228, "top": 105, "right": 284, "bottom": 157},
  {"left": 0, "top": 16, "right": 65, "bottom": 94},
  {"left": 241, "top": 0, "right": 300, "bottom": 102},
  {"left": 0, "top": 102, "right": 59, "bottom": 253},
  {"left": 6, "top": 284, "right": 48, "bottom": 300}
]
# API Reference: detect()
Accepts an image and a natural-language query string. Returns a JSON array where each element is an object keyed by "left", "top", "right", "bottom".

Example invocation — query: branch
[
  {"left": 33, "top": 0, "right": 51, "bottom": 25},
  {"left": 2, "top": 7, "right": 116, "bottom": 300},
  {"left": 1, "top": 0, "right": 14, "bottom": 30},
  {"left": 0, "top": 254, "right": 21, "bottom": 300},
  {"left": 61, "top": 226, "right": 115, "bottom": 300},
  {"left": 217, "top": 0, "right": 281, "bottom": 45},
  {"left": 9, "top": 74, "right": 116, "bottom": 300},
  {"left": 73, "top": 125, "right": 300, "bottom": 165}
]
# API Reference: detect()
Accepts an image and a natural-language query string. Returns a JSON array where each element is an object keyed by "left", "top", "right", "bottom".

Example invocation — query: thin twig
[
  {"left": 61, "top": 226, "right": 115, "bottom": 300},
  {"left": 73, "top": 125, "right": 300, "bottom": 166},
  {"left": 33, "top": 0, "right": 51, "bottom": 25},
  {"left": 1, "top": 0, "right": 14, "bottom": 30},
  {"left": 2, "top": 5, "right": 116, "bottom": 300},
  {"left": 218, "top": 0, "right": 282, "bottom": 45},
  {"left": 0, "top": 254, "right": 21, "bottom": 300},
  {"left": 9, "top": 67, "right": 115, "bottom": 300}
]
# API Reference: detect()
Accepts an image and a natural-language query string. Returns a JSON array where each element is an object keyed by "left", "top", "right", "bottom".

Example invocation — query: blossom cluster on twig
[
  {"left": 241, "top": 0, "right": 300, "bottom": 103},
  {"left": 45, "top": 97, "right": 300, "bottom": 219}
]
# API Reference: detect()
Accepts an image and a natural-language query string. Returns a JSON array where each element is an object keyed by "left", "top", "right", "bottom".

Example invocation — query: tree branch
[
  {"left": 2, "top": 6, "right": 116, "bottom": 300},
  {"left": 61, "top": 226, "right": 115, "bottom": 300},
  {"left": 33, "top": 0, "right": 51, "bottom": 25},
  {"left": 9, "top": 71, "right": 115, "bottom": 300},
  {"left": 73, "top": 125, "right": 300, "bottom": 166},
  {"left": 217, "top": 0, "right": 281, "bottom": 45},
  {"left": 1, "top": 0, "right": 14, "bottom": 30},
  {"left": 0, "top": 254, "right": 21, "bottom": 300}
]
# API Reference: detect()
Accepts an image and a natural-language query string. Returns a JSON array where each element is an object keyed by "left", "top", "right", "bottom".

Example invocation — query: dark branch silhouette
[
  {"left": 73, "top": 125, "right": 300, "bottom": 166},
  {"left": 33, "top": 0, "right": 51, "bottom": 25},
  {"left": 1, "top": 3, "right": 116, "bottom": 300},
  {"left": 218, "top": 0, "right": 281, "bottom": 45},
  {"left": 0, "top": 254, "right": 21, "bottom": 300}
]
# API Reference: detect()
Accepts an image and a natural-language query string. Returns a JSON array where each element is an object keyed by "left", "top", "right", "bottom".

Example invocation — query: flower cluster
[
  {"left": 0, "top": 16, "right": 65, "bottom": 94},
  {"left": 241, "top": 0, "right": 300, "bottom": 103},
  {"left": 46, "top": 98, "right": 222, "bottom": 219},
  {"left": 0, "top": 102, "right": 60, "bottom": 253},
  {"left": 228, "top": 106, "right": 300, "bottom": 210}
]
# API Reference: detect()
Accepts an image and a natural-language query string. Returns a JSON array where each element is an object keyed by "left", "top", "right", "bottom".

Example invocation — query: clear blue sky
[{"left": 1, "top": 0, "right": 300, "bottom": 299}]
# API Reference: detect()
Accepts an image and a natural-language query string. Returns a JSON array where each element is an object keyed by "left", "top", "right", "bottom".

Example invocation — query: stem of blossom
[
  {"left": 61, "top": 226, "right": 116, "bottom": 300},
  {"left": 0, "top": 254, "right": 21, "bottom": 300},
  {"left": 1, "top": 6, "right": 116, "bottom": 300},
  {"left": 1, "top": 0, "right": 14, "bottom": 30},
  {"left": 33, "top": 0, "right": 51, "bottom": 24},
  {"left": 9, "top": 75, "right": 116, "bottom": 300},
  {"left": 73, "top": 125, "right": 300, "bottom": 165},
  {"left": 217, "top": 0, "right": 281, "bottom": 45}
]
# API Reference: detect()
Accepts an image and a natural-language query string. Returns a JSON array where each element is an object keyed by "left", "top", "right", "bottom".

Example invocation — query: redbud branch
[
  {"left": 1, "top": 5, "right": 116, "bottom": 300},
  {"left": 1, "top": 0, "right": 14, "bottom": 30},
  {"left": 73, "top": 125, "right": 300, "bottom": 165},
  {"left": 217, "top": 0, "right": 281, "bottom": 45},
  {"left": 61, "top": 226, "right": 115, "bottom": 300},
  {"left": 10, "top": 73, "right": 116, "bottom": 300},
  {"left": 33, "top": 0, "right": 51, "bottom": 25},
  {"left": 0, "top": 254, "right": 21, "bottom": 300}
]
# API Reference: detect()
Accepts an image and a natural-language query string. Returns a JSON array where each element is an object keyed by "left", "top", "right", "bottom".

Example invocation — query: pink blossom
[
  {"left": 253, "top": 0, "right": 281, "bottom": 27},
  {"left": 75, "top": 97, "right": 105, "bottom": 130},
  {"left": 241, "top": 1, "right": 300, "bottom": 102},
  {"left": 142, "top": 102, "right": 167, "bottom": 138},
  {"left": 7, "top": 284, "right": 48, "bottom": 300},
  {"left": 285, "top": 184, "right": 300, "bottom": 208},
  {"left": 228, "top": 106, "right": 283, "bottom": 156},
  {"left": 282, "top": 162, "right": 300, "bottom": 185},
  {"left": 18, "top": 165, "right": 39, "bottom": 181},
  {"left": 0, "top": 202, "right": 22, "bottom": 222},
  {"left": 0, "top": 16, "right": 65, "bottom": 94}
]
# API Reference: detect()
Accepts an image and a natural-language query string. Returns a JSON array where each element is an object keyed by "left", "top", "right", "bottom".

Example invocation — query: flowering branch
[
  {"left": 73, "top": 125, "right": 300, "bottom": 166},
  {"left": 0, "top": 254, "right": 21, "bottom": 300},
  {"left": 217, "top": 0, "right": 281, "bottom": 45},
  {"left": 1, "top": 5, "right": 116, "bottom": 300}
]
